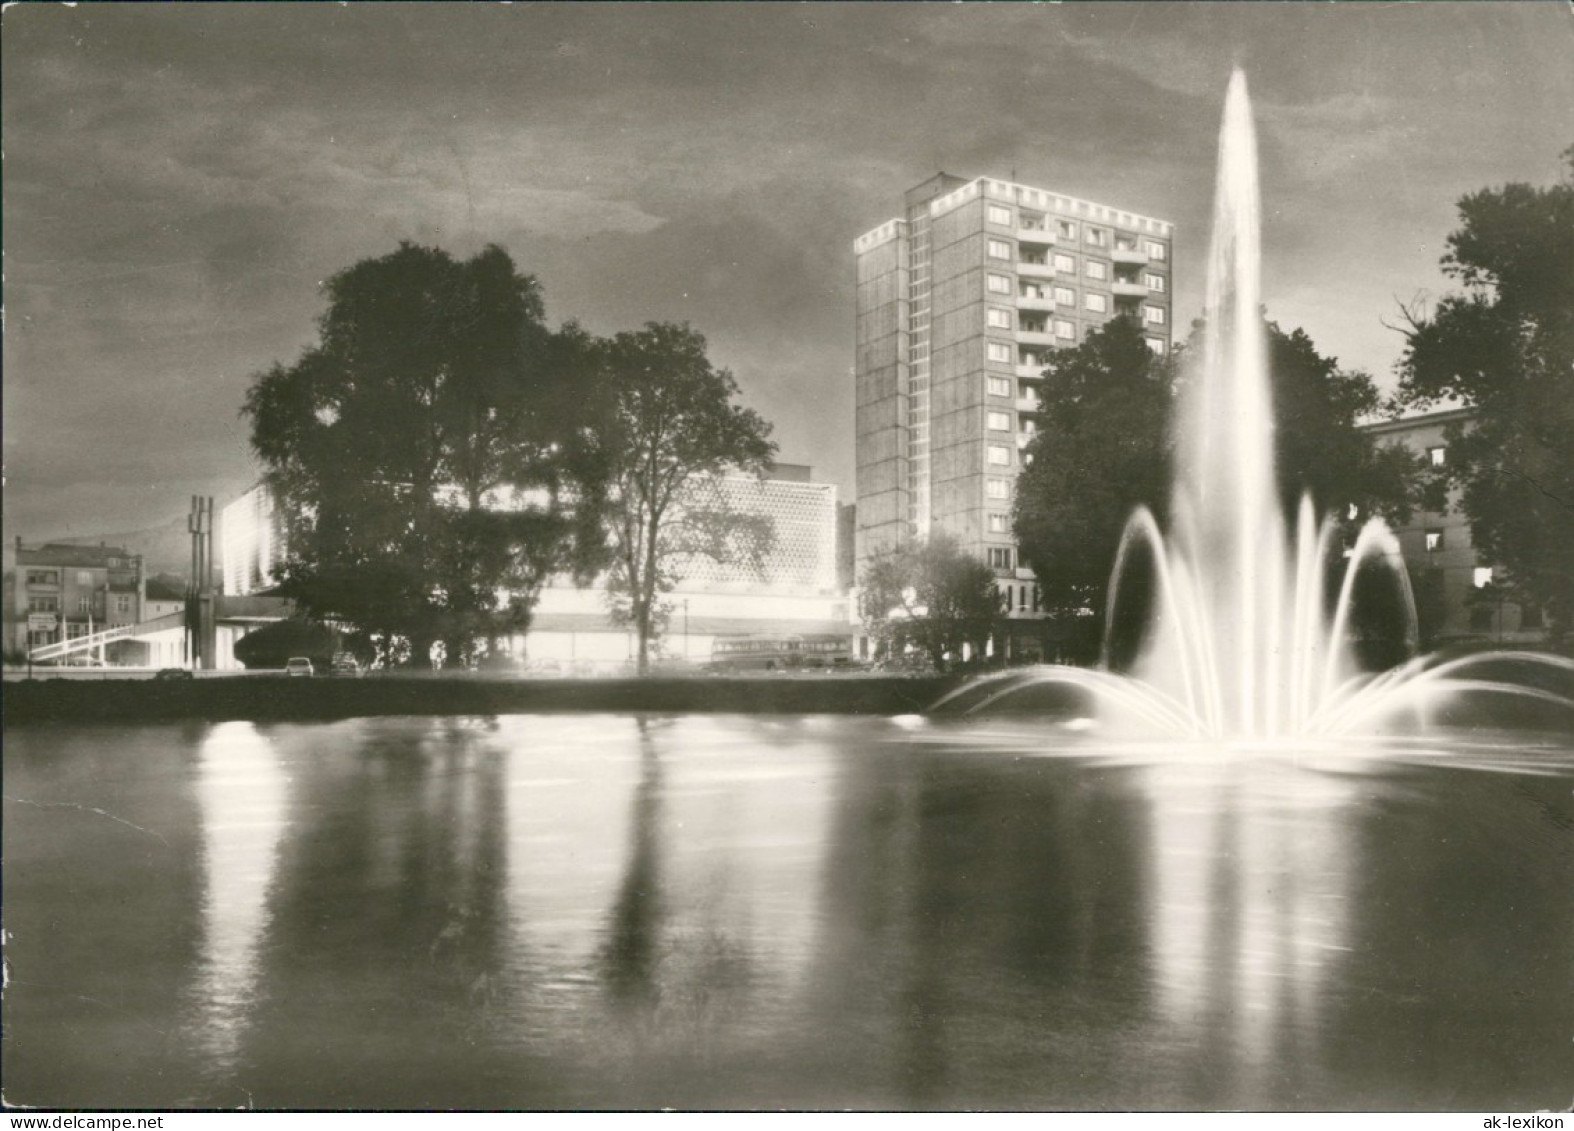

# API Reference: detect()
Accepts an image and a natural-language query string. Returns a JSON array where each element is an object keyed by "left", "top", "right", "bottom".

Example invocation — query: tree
[
  {"left": 596, "top": 323, "right": 777, "bottom": 673},
  {"left": 1394, "top": 148, "right": 1574, "bottom": 639},
  {"left": 1013, "top": 315, "right": 1417, "bottom": 663},
  {"left": 1011, "top": 317, "right": 1172, "bottom": 660},
  {"left": 243, "top": 243, "right": 605, "bottom": 667},
  {"left": 231, "top": 617, "right": 362, "bottom": 671},
  {"left": 1264, "top": 320, "right": 1418, "bottom": 533},
  {"left": 858, "top": 532, "right": 1000, "bottom": 671}
]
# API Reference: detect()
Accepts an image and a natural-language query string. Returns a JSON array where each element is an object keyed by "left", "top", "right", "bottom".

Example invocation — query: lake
[{"left": 4, "top": 714, "right": 1571, "bottom": 1110}]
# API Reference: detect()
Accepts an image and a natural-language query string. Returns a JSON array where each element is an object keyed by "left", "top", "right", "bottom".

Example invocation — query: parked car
[
  {"left": 285, "top": 657, "right": 315, "bottom": 678},
  {"left": 154, "top": 667, "right": 194, "bottom": 681},
  {"left": 330, "top": 652, "right": 361, "bottom": 677}
]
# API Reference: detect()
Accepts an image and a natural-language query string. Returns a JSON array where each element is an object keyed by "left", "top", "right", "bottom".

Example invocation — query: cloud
[{"left": 3, "top": 1, "right": 1571, "bottom": 543}]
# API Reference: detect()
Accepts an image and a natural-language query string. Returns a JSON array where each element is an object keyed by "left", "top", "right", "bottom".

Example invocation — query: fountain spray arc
[
  {"left": 1106, "top": 68, "right": 1413, "bottom": 739},
  {"left": 938, "top": 70, "right": 1574, "bottom": 739}
]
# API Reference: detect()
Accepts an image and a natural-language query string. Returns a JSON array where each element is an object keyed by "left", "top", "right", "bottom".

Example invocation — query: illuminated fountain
[{"left": 944, "top": 71, "right": 1572, "bottom": 739}]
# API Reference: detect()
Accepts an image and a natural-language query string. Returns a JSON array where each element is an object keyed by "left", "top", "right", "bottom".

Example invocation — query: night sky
[{"left": 4, "top": 2, "right": 1571, "bottom": 545}]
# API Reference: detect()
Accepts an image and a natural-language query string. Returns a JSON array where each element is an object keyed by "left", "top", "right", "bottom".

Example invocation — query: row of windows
[
  {"left": 985, "top": 322, "right": 1163, "bottom": 361},
  {"left": 993, "top": 288, "right": 1165, "bottom": 327},
  {"left": 986, "top": 273, "right": 1168, "bottom": 320},
  {"left": 983, "top": 243, "right": 1171, "bottom": 285},
  {"left": 23, "top": 594, "right": 132, "bottom": 615},
  {"left": 24, "top": 568, "right": 106, "bottom": 588},
  {"left": 1001, "top": 581, "right": 1040, "bottom": 612},
  {"left": 983, "top": 203, "right": 1169, "bottom": 259}
]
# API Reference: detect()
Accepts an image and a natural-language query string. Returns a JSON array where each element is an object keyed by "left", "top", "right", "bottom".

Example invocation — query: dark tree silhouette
[
  {"left": 596, "top": 323, "right": 777, "bottom": 673},
  {"left": 243, "top": 243, "right": 607, "bottom": 666},
  {"left": 1394, "top": 148, "right": 1574, "bottom": 640},
  {"left": 1013, "top": 315, "right": 1417, "bottom": 663},
  {"left": 858, "top": 532, "right": 1000, "bottom": 671}
]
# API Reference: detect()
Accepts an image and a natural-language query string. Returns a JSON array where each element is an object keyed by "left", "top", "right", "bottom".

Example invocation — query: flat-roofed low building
[
  {"left": 213, "top": 464, "right": 850, "bottom": 668},
  {"left": 522, "top": 464, "right": 849, "bottom": 667}
]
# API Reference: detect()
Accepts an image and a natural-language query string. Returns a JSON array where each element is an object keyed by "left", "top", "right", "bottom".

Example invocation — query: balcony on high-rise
[
  {"left": 1112, "top": 238, "right": 1149, "bottom": 266},
  {"left": 1016, "top": 219, "right": 1055, "bottom": 247},
  {"left": 1016, "top": 286, "right": 1055, "bottom": 313},
  {"left": 1017, "top": 254, "right": 1055, "bottom": 280}
]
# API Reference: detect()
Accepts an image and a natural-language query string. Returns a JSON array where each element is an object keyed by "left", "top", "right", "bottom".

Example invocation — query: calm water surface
[{"left": 4, "top": 714, "right": 1571, "bottom": 1110}]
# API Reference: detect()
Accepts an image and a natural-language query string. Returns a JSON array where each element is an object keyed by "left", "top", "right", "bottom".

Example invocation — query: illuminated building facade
[
  {"left": 217, "top": 465, "right": 848, "bottom": 667},
  {"left": 222, "top": 483, "right": 287, "bottom": 596},
  {"left": 523, "top": 464, "right": 847, "bottom": 666},
  {"left": 854, "top": 173, "right": 1175, "bottom": 629}
]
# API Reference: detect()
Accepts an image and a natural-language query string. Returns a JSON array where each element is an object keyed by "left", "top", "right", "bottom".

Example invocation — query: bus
[{"left": 708, "top": 633, "right": 853, "bottom": 672}]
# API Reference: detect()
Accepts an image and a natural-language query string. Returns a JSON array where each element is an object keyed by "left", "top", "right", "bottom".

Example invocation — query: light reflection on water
[
  {"left": 187, "top": 722, "right": 291, "bottom": 1089},
  {"left": 3, "top": 714, "right": 1571, "bottom": 1110}
]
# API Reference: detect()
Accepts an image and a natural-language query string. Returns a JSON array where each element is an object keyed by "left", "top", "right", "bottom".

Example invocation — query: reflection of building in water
[
  {"left": 187, "top": 722, "right": 290, "bottom": 1086},
  {"left": 1360, "top": 409, "right": 1546, "bottom": 647},
  {"left": 498, "top": 716, "right": 835, "bottom": 1099},
  {"left": 791, "top": 741, "right": 1157, "bottom": 1108},
  {"left": 231, "top": 720, "right": 510, "bottom": 1106}
]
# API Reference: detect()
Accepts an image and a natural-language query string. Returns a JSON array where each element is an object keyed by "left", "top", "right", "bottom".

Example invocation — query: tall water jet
[
  {"left": 1153, "top": 69, "right": 1278, "bottom": 737},
  {"left": 937, "top": 68, "right": 1574, "bottom": 739}
]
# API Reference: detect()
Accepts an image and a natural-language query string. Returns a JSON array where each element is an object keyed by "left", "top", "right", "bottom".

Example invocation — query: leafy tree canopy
[
  {"left": 232, "top": 618, "right": 346, "bottom": 670},
  {"left": 1262, "top": 321, "right": 1417, "bottom": 529},
  {"left": 1012, "top": 316, "right": 1173, "bottom": 637},
  {"left": 1014, "top": 314, "right": 1416, "bottom": 659},
  {"left": 858, "top": 532, "right": 1000, "bottom": 672},
  {"left": 243, "top": 243, "right": 607, "bottom": 665},
  {"left": 1395, "top": 148, "right": 1574, "bottom": 638},
  {"left": 596, "top": 322, "right": 777, "bottom": 672}
]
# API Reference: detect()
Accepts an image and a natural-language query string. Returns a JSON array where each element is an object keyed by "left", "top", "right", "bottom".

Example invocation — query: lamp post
[{"left": 682, "top": 598, "right": 690, "bottom": 661}]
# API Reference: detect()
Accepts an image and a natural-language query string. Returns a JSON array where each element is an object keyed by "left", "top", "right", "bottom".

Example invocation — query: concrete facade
[
  {"left": 1361, "top": 409, "right": 1545, "bottom": 646},
  {"left": 854, "top": 173, "right": 1175, "bottom": 613},
  {"left": 3, "top": 540, "right": 145, "bottom": 660}
]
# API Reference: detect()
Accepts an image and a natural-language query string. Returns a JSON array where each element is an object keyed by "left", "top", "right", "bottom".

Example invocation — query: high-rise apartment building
[{"left": 854, "top": 172, "right": 1175, "bottom": 619}]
